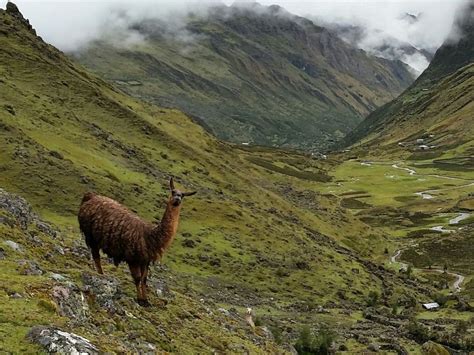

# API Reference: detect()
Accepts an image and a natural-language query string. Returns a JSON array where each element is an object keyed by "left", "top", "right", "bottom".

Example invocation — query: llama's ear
[
  {"left": 183, "top": 191, "right": 197, "bottom": 197},
  {"left": 169, "top": 177, "right": 175, "bottom": 191}
]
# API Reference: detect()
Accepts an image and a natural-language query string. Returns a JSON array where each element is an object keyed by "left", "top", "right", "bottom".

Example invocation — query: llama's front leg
[
  {"left": 129, "top": 263, "right": 148, "bottom": 306},
  {"left": 91, "top": 248, "right": 103, "bottom": 274},
  {"left": 139, "top": 264, "right": 150, "bottom": 306}
]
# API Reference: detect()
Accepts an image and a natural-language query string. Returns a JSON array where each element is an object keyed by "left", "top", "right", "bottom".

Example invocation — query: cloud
[{"left": 6, "top": 0, "right": 468, "bottom": 64}]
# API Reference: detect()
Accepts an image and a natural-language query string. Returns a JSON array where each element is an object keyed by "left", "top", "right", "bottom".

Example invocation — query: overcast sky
[{"left": 6, "top": 0, "right": 468, "bottom": 71}]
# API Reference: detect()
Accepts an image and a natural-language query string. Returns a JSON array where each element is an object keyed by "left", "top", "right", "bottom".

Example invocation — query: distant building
[
  {"left": 418, "top": 145, "right": 430, "bottom": 150},
  {"left": 241, "top": 142, "right": 250, "bottom": 146},
  {"left": 422, "top": 302, "right": 440, "bottom": 310}
]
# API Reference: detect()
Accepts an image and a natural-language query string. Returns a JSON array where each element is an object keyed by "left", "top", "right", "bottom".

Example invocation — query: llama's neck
[{"left": 155, "top": 203, "right": 181, "bottom": 256}]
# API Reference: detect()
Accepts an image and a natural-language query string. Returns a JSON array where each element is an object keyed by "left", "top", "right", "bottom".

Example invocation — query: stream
[
  {"left": 390, "top": 248, "right": 465, "bottom": 293},
  {"left": 359, "top": 161, "right": 470, "bottom": 293}
]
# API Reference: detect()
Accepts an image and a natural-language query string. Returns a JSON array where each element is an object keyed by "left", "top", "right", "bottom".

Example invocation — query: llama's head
[{"left": 168, "top": 177, "right": 196, "bottom": 207}]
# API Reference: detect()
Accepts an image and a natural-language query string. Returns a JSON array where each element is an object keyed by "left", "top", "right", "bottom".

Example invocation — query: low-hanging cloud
[{"left": 6, "top": 0, "right": 470, "bottom": 72}]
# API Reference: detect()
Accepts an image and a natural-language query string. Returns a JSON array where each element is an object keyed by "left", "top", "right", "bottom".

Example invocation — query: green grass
[
  {"left": 1, "top": 5, "right": 472, "bottom": 353},
  {"left": 0, "top": 8, "right": 399, "bottom": 352}
]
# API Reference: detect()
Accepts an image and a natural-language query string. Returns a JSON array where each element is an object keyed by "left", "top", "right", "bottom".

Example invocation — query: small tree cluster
[{"left": 294, "top": 326, "right": 335, "bottom": 355}]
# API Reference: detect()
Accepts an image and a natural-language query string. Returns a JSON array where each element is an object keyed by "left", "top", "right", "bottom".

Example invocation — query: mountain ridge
[
  {"left": 341, "top": 1, "right": 474, "bottom": 155},
  {"left": 73, "top": 2, "right": 414, "bottom": 150}
]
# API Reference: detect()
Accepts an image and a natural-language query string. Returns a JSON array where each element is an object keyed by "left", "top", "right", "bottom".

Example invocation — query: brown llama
[{"left": 78, "top": 178, "right": 196, "bottom": 306}]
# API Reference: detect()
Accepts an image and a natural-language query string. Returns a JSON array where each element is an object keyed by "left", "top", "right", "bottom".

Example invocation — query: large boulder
[
  {"left": 0, "top": 188, "right": 57, "bottom": 237},
  {"left": 82, "top": 272, "right": 122, "bottom": 314},
  {"left": 51, "top": 284, "right": 90, "bottom": 324},
  {"left": 27, "top": 326, "right": 98, "bottom": 354}
]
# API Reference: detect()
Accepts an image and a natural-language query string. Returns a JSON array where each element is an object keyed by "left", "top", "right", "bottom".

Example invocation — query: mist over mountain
[
  {"left": 342, "top": 0, "right": 474, "bottom": 153},
  {"left": 72, "top": 2, "right": 415, "bottom": 149}
]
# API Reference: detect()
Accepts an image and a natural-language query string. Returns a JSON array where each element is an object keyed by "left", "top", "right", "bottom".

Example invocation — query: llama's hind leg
[
  {"left": 130, "top": 263, "right": 149, "bottom": 307},
  {"left": 140, "top": 264, "right": 150, "bottom": 304},
  {"left": 91, "top": 247, "right": 104, "bottom": 275}
]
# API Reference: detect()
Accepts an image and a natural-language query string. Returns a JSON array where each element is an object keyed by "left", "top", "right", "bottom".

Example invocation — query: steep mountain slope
[
  {"left": 325, "top": 22, "right": 434, "bottom": 75},
  {"left": 342, "top": 2, "right": 474, "bottom": 156},
  {"left": 0, "top": 3, "right": 432, "bottom": 353},
  {"left": 74, "top": 3, "right": 414, "bottom": 150}
]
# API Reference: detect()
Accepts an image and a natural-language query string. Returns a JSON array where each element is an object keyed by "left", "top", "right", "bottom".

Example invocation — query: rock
[
  {"left": 368, "top": 343, "right": 380, "bottom": 352},
  {"left": 4, "top": 240, "right": 22, "bottom": 252},
  {"left": 54, "top": 245, "right": 65, "bottom": 255},
  {"left": 82, "top": 272, "right": 122, "bottom": 314},
  {"left": 339, "top": 344, "right": 348, "bottom": 351},
  {"left": 150, "top": 278, "right": 174, "bottom": 301},
  {"left": 209, "top": 258, "right": 221, "bottom": 267},
  {"left": 218, "top": 308, "right": 230, "bottom": 316},
  {"left": 50, "top": 273, "right": 67, "bottom": 282},
  {"left": 17, "top": 260, "right": 43, "bottom": 275},
  {"left": 182, "top": 239, "right": 196, "bottom": 248},
  {"left": 35, "top": 220, "right": 57, "bottom": 238},
  {"left": 52, "top": 284, "right": 89, "bottom": 323},
  {"left": 258, "top": 326, "right": 274, "bottom": 341},
  {"left": 4, "top": 104, "right": 15, "bottom": 116},
  {"left": 0, "top": 189, "right": 57, "bottom": 236},
  {"left": 0, "top": 247, "right": 5, "bottom": 259},
  {"left": 49, "top": 150, "right": 63, "bottom": 160},
  {"left": 0, "top": 189, "right": 36, "bottom": 229},
  {"left": 27, "top": 326, "right": 99, "bottom": 354},
  {"left": 10, "top": 292, "right": 23, "bottom": 299},
  {"left": 421, "top": 341, "right": 449, "bottom": 355},
  {"left": 198, "top": 254, "right": 209, "bottom": 262},
  {"left": 27, "top": 232, "right": 43, "bottom": 246}
]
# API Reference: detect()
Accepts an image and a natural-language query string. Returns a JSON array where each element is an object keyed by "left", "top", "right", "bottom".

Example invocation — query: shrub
[
  {"left": 294, "top": 325, "right": 335, "bottom": 355},
  {"left": 433, "top": 293, "right": 448, "bottom": 306},
  {"left": 269, "top": 325, "right": 283, "bottom": 345},
  {"left": 407, "top": 320, "right": 430, "bottom": 343}
]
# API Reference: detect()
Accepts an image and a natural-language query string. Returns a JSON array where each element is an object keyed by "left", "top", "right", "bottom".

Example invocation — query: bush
[
  {"left": 433, "top": 293, "right": 448, "bottom": 306},
  {"left": 407, "top": 320, "right": 430, "bottom": 343},
  {"left": 294, "top": 325, "right": 335, "bottom": 355}
]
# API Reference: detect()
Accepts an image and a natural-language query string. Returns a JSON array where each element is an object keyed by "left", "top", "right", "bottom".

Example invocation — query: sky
[{"left": 5, "top": 0, "right": 468, "bottom": 72}]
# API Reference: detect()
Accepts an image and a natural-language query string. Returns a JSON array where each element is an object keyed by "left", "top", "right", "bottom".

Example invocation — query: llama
[{"left": 78, "top": 178, "right": 196, "bottom": 306}]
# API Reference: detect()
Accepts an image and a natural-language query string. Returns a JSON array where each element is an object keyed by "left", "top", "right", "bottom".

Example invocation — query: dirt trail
[
  {"left": 359, "top": 161, "right": 470, "bottom": 293},
  {"left": 390, "top": 249, "right": 465, "bottom": 293}
]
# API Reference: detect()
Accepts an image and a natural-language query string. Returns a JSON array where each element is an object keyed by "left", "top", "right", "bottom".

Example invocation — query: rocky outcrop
[
  {"left": 27, "top": 326, "right": 98, "bottom": 354},
  {"left": 0, "top": 188, "right": 57, "bottom": 237}
]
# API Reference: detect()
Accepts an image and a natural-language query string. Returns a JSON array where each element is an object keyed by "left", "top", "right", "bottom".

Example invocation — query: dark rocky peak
[
  {"left": 3, "top": 1, "right": 37, "bottom": 35},
  {"left": 418, "top": 0, "right": 474, "bottom": 83},
  {"left": 6, "top": 1, "right": 22, "bottom": 17}
]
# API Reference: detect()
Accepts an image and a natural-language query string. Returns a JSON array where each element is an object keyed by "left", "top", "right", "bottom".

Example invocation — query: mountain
[
  {"left": 73, "top": 3, "right": 414, "bottom": 150},
  {"left": 341, "top": 1, "right": 474, "bottom": 157},
  {"left": 325, "top": 22, "right": 434, "bottom": 75},
  {"left": 0, "top": 3, "right": 432, "bottom": 353}
]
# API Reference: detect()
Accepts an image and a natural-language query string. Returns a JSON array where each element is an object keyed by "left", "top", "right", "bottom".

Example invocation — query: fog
[{"left": 5, "top": 0, "right": 469, "bottom": 72}]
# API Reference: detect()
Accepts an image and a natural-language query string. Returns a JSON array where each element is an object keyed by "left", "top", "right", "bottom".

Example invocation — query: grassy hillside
[
  {"left": 1, "top": 3, "right": 472, "bottom": 354},
  {"left": 74, "top": 3, "right": 414, "bottom": 150},
  {"left": 342, "top": 2, "right": 474, "bottom": 156}
]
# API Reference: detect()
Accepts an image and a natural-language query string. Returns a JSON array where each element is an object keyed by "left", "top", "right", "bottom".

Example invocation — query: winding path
[
  {"left": 390, "top": 248, "right": 465, "bottom": 293},
  {"left": 358, "top": 161, "right": 470, "bottom": 293}
]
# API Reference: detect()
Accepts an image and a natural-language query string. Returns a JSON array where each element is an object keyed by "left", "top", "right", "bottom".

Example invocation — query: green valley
[{"left": 0, "top": 2, "right": 473, "bottom": 354}]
